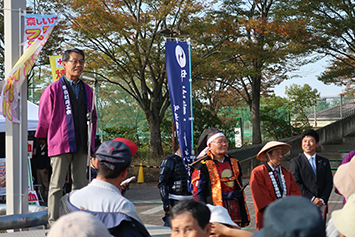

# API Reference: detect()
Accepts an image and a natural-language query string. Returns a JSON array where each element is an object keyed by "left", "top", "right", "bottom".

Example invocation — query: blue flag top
[{"left": 165, "top": 40, "right": 193, "bottom": 177}]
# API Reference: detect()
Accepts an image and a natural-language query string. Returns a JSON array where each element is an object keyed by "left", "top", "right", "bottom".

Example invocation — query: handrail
[{"left": 0, "top": 211, "right": 48, "bottom": 230}]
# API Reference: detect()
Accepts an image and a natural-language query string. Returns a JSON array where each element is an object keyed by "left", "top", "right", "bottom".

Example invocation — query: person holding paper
[
  {"left": 35, "top": 48, "right": 97, "bottom": 225},
  {"left": 61, "top": 138, "right": 149, "bottom": 237}
]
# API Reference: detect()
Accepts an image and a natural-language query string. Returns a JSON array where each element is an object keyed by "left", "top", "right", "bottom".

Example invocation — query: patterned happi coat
[
  {"left": 190, "top": 151, "right": 250, "bottom": 227},
  {"left": 250, "top": 164, "right": 301, "bottom": 230}
]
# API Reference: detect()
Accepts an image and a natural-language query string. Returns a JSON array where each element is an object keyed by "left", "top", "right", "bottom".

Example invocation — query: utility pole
[{"left": 4, "top": 0, "right": 28, "bottom": 218}]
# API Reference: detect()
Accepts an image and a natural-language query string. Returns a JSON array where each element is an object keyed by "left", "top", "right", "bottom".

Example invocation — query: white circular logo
[{"left": 175, "top": 45, "right": 186, "bottom": 68}]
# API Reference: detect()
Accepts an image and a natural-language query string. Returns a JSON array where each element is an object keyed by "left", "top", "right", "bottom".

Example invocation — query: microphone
[{"left": 80, "top": 74, "right": 97, "bottom": 82}]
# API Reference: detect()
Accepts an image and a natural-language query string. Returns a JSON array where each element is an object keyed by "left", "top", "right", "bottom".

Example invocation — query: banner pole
[{"left": 187, "top": 39, "right": 194, "bottom": 161}]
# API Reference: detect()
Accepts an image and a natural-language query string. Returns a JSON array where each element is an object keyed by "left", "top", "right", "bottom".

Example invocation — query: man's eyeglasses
[
  {"left": 67, "top": 59, "right": 85, "bottom": 65},
  {"left": 212, "top": 140, "right": 229, "bottom": 145}
]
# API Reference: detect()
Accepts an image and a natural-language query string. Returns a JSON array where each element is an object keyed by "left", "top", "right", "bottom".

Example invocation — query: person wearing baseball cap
[
  {"left": 59, "top": 138, "right": 150, "bottom": 237},
  {"left": 250, "top": 141, "right": 301, "bottom": 230}
]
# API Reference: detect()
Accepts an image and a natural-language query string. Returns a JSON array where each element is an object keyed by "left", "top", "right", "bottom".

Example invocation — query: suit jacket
[
  {"left": 250, "top": 164, "right": 301, "bottom": 230},
  {"left": 289, "top": 153, "right": 333, "bottom": 204}
]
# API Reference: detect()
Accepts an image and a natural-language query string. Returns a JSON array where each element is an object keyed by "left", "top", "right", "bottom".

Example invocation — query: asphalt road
[
  {"left": 125, "top": 180, "right": 344, "bottom": 235},
  {"left": 0, "top": 179, "right": 344, "bottom": 236}
]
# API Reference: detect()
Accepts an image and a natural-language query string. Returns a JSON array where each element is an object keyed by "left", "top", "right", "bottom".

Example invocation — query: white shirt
[{"left": 70, "top": 179, "right": 143, "bottom": 224}]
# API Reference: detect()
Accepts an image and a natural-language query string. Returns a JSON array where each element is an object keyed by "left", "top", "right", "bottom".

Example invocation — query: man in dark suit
[{"left": 290, "top": 129, "right": 333, "bottom": 219}]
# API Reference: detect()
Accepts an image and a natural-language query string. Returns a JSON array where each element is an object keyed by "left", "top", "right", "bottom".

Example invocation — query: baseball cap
[{"left": 95, "top": 138, "right": 138, "bottom": 170}]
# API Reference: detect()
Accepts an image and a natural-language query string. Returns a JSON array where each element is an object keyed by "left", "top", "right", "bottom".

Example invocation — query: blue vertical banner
[{"left": 165, "top": 40, "right": 193, "bottom": 180}]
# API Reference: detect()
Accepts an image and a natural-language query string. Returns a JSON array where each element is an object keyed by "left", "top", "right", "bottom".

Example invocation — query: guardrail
[
  {"left": 0, "top": 204, "right": 48, "bottom": 230},
  {"left": 329, "top": 159, "right": 343, "bottom": 170},
  {"left": 0, "top": 211, "right": 48, "bottom": 230},
  {"left": 329, "top": 150, "right": 349, "bottom": 170}
]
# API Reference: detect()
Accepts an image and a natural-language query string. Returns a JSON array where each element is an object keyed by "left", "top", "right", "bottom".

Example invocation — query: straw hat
[
  {"left": 334, "top": 157, "right": 355, "bottom": 200},
  {"left": 332, "top": 193, "right": 355, "bottom": 237},
  {"left": 256, "top": 141, "right": 291, "bottom": 161}
]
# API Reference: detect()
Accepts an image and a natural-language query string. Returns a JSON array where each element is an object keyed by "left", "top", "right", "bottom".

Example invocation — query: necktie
[
  {"left": 274, "top": 169, "right": 281, "bottom": 191},
  {"left": 310, "top": 157, "right": 317, "bottom": 175}
]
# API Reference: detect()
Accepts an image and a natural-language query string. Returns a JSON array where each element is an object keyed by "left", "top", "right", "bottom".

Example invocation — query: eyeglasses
[
  {"left": 67, "top": 59, "right": 85, "bottom": 65},
  {"left": 212, "top": 140, "right": 229, "bottom": 145}
]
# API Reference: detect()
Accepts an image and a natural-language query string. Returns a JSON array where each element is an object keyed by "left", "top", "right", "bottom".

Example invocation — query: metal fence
[{"left": 307, "top": 96, "right": 355, "bottom": 127}]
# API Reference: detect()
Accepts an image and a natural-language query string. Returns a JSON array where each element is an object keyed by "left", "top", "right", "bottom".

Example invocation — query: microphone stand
[{"left": 87, "top": 78, "right": 97, "bottom": 182}]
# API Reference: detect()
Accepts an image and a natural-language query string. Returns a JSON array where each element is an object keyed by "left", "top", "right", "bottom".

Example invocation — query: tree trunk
[
  {"left": 250, "top": 76, "right": 262, "bottom": 144},
  {"left": 147, "top": 114, "right": 164, "bottom": 157}
]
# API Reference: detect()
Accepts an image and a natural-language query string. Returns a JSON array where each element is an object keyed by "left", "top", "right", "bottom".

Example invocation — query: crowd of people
[
  {"left": 35, "top": 48, "right": 354, "bottom": 237},
  {"left": 163, "top": 128, "right": 354, "bottom": 237}
]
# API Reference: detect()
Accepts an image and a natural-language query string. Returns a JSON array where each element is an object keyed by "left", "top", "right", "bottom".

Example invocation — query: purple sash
[{"left": 59, "top": 76, "right": 77, "bottom": 152}]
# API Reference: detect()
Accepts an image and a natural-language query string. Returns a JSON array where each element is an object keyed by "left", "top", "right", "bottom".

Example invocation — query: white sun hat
[{"left": 207, "top": 204, "right": 240, "bottom": 228}]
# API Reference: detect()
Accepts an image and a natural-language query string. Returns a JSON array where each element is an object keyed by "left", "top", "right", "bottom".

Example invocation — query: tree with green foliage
[
  {"left": 285, "top": 84, "right": 320, "bottom": 129},
  {"left": 103, "top": 125, "right": 139, "bottom": 144},
  {"left": 260, "top": 95, "right": 301, "bottom": 140},
  {"left": 280, "top": 0, "right": 355, "bottom": 94},
  {"left": 45, "top": 0, "right": 210, "bottom": 157},
  {"left": 96, "top": 81, "right": 147, "bottom": 136},
  {"left": 190, "top": 0, "right": 315, "bottom": 144}
]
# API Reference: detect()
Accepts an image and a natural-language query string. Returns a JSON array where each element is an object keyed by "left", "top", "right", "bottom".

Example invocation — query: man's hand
[
  {"left": 210, "top": 222, "right": 229, "bottom": 236},
  {"left": 119, "top": 182, "right": 129, "bottom": 192},
  {"left": 164, "top": 204, "right": 172, "bottom": 214},
  {"left": 312, "top": 197, "right": 324, "bottom": 208}
]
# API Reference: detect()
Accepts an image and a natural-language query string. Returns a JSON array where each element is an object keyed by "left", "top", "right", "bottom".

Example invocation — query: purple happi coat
[{"left": 35, "top": 76, "right": 97, "bottom": 157}]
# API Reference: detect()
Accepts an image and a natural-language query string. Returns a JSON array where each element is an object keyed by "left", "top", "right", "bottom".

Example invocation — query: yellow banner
[
  {"left": 49, "top": 55, "right": 64, "bottom": 82},
  {"left": 0, "top": 16, "right": 59, "bottom": 122}
]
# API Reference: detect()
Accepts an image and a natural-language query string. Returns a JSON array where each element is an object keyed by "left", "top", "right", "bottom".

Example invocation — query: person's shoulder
[
  {"left": 190, "top": 155, "right": 211, "bottom": 166},
  {"left": 252, "top": 164, "right": 267, "bottom": 173},
  {"left": 343, "top": 150, "right": 355, "bottom": 162},
  {"left": 281, "top": 166, "right": 292, "bottom": 174},
  {"left": 49, "top": 79, "right": 61, "bottom": 87},
  {"left": 227, "top": 155, "right": 239, "bottom": 162},
  {"left": 82, "top": 81, "right": 93, "bottom": 90},
  {"left": 290, "top": 154, "right": 303, "bottom": 162},
  {"left": 166, "top": 153, "right": 180, "bottom": 161},
  {"left": 42, "top": 80, "right": 61, "bottom": 93},
  {"left": 82, "top": 81, "right": 90, "bottom": 87},
  {"left": 113, "top": 195, "right": 136, "bottom": 210},
  {"left": 316, "top": 154, "right": 330, "bottom": 162}
]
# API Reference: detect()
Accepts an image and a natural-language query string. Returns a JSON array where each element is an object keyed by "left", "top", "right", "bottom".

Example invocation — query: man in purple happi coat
[{"left": 35, "top": 48, "right": 96, "bottom": 225}]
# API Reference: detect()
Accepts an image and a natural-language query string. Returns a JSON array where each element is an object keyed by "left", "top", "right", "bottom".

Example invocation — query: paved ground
[
  {"left": 126, "top": 178, "right": 344, "bottom": 235},
  {"left": 0, "top": 178, "right": 344, "bottom": 236}
]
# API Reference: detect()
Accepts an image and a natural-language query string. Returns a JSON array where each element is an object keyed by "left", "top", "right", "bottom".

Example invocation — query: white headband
[{"left": 207, "top": 132, "right": 225, "bottom": 145}]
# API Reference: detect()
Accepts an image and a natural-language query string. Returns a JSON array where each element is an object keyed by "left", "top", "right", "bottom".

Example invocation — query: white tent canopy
[{"left": 0, "top": 101, "right": 39, "bottom": 133}]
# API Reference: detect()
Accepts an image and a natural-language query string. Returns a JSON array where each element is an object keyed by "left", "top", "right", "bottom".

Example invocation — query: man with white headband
[
  {"left": 190, "top": 129, "right": 250, "bottom": 227},
  {"left": 250, "top": 141, "right": 301, "bottom": 230}
]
